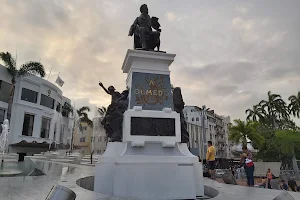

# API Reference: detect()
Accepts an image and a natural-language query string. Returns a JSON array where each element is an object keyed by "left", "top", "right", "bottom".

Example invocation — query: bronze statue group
[
  {"left": 99, "top": 82, "right": 189, "bottom": 143},
  {"left": 98, "top": 4, "right": 189, "bottom": 143}
]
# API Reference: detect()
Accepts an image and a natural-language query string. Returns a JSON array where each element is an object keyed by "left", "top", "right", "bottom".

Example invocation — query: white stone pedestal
[
  {"left": 94, "top": 142, "right": 204, "bottom": 199},
  {"left": 94, "top": 49, "right": 204, "bottom": 199}
]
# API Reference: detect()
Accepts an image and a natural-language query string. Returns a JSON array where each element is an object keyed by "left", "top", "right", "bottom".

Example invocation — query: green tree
[
  {"left": 76, "top": 106, "right": 93, "bottom": 131},
  {"left": 62, "top": 102, "right": 73, "bottom": 117},
  {"left": 245, "top": 104, "right": 266, "bottom": 122},
  {"left": 259, "top": 91, "right": 289, "bottom": 128},
  {"left": 0, "top": 52, "right": 45, "bottom": 122},
  {"left": 275, "top": 130, "right": 300, "bottom": 180},
  {"left": 229, "top": 119, "right": 264, "bottom": 148},
  {"left": 288, "top": 91, "right": 300, "bottom": 118}
]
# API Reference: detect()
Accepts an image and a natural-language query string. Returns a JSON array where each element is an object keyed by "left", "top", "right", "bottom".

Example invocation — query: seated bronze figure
[{"left": 128, "top": 4, "right": 161, "bottom": 51}]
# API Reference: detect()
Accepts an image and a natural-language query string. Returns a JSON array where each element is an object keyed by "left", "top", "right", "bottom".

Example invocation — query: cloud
[
  {"left": 236, "top": 5, "right": 248, "bottom": 15},
  {"left": 1, "top": 0, "right": 300, "bottom": 124},
  {"left": 166, "top": 12, "right": 176, "bottom": 21}
]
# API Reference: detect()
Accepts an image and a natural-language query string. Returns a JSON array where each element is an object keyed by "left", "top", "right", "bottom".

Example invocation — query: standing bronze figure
[
  {"left": 99, "top": 82, "right": 129, "bottom": 142},
  {"left": 173, "top": 87, "right": 189, "bottom": 143},
  {"left": 128, "top": 4, "right": 161, "bottom": 51}
]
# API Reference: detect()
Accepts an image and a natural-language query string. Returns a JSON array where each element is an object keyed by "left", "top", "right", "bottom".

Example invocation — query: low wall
[{"left": 254, "top": 162, "right": 281, "bottom": 177}]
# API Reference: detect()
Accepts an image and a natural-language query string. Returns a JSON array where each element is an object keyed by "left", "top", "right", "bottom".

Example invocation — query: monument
[{"left": 94, "top": 4, "right": 204, "bottom": 199}]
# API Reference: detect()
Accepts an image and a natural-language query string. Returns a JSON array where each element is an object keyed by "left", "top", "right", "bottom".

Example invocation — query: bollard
[
  {"left": 273, "top": 191, "right": 295, "bottom": 200},
  {"left": 45, "top": 185, "right": 76, "bottom": 200}
]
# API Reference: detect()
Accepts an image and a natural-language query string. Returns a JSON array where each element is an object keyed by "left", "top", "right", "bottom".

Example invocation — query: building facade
[
  {"left": 0, "top": 64, "right": 73, "bottom": 160},
  {"left": 183, "top": 105, "right": 233, "bottom": 160},
  {"left": 74, "top": 117, "right": 107, "bottom": 155}
]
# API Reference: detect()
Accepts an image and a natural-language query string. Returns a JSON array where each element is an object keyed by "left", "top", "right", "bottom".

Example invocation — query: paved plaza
[{"left": 0, "top": 154, "right": 300, "bottom": 200}]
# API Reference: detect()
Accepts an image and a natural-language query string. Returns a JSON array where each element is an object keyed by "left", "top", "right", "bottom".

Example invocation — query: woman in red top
[
  {"left": 241, "top": 146, "right": 255, "bottom": 186},
  {"left": 266, "top": 168, "right": 273, "bottom": 189}
]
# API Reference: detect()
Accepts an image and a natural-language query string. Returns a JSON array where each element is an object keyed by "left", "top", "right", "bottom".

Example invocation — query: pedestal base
[{"left": 94, "top": 142, "right": 204, "bottom": 199}]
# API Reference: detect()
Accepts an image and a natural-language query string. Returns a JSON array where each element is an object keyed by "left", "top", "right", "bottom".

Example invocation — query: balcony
[
  {"left": 216, "top": 129, "right": 225, "bottom": 135},
  {"left": 216, "top": 121, "right": 223, "bottom": 127},
  {"left": 217, "top": 137, "right": 226, "bottom": 143},
  {"left": 217, "top": 146, "right": 225, "bottom": 151}
]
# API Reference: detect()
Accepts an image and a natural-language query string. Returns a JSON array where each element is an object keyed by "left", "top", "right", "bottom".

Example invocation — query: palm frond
[
  {"left": 0, "top": 52, "right": 17, "bottom": 79},
  {"left": 78, "top": 106, "right": 90, "bottom": 114},
  {"left": 17, "top": 62, "right": 45, "bottom": 78}
]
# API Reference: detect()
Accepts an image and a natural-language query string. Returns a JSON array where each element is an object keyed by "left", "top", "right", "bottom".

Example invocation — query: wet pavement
[{"left": 1, "top": 156, "right": 300, "bottom": 200}]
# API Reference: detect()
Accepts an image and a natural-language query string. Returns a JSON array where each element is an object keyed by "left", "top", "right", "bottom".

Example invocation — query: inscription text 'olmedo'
[{"left": 130, "top": 72, "right": 173, "bottom": 110}]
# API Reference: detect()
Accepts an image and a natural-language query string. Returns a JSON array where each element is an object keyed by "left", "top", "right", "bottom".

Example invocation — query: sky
[{"left": 1, "top": 0, "right": 300, "bottom": 123}]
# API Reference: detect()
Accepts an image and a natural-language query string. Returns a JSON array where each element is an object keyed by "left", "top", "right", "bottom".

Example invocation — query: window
[
  {"left": 56, "top": 102, "right": 61, "bottom": 112},
  {"left": 99, "top": 136, "right": 102, "bottom": 142},
  {"left": 60, "top": 125, "right": 64, "bottom": 143},
  {"left": 192, "top": 118, "right": 194, "bottom": 121},
  {"left": 104, "top": 136, "right": 107, "bottom": 142},
  {"left": 80, "top": 137, "right": 85, "bottom": 142},
  {"left": 22, "top": 114, "right": 35, "bottom": 136},
  {"left": 0, "top": 80, "right": 11, "bottom": 103},
  {"left": 82, "top": 127, "right": 87, "bottom": 131},
  {"left": 0, "top": 109, "right": 5, "bottom": 133},
  {"left": 21, "top": 88, "right": 38, "bottom": 103},
  {"left": 53, "top": 123, "right": 57, "bottom": 140},
  {"left": 40, "top": 94, "right": 54, "bottom": 109},
  {"left": 196, "top": 117, "right": 199, "bottom": 121},
  {"left": 41, "top": 117, "right": 51, "bottom": 138}
]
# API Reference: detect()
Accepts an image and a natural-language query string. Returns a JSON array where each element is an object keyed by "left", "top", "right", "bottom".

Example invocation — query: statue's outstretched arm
[{"left": 99, "top": 82, "right": 110, "bottom": 94}]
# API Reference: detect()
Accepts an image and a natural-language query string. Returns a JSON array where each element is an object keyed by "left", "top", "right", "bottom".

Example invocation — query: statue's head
[
  {"left": 140, "top": 4, "right": 148, "bottom": 14},
  {"left": 108, "top": 86, "right": 115, "bottom": 92}
]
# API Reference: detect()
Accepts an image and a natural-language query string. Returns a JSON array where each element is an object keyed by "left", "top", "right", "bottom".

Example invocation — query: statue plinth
[{"left": 94, "top": 49, "right": 204, "bottom": 199}]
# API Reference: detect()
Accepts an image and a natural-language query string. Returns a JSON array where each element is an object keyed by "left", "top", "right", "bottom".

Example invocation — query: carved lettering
[
  {"left": 149, "top": 80, "right": 155, "bottom": 86},
  {"left": 146, "top": 90, "right": 152, "bottom": 95}
]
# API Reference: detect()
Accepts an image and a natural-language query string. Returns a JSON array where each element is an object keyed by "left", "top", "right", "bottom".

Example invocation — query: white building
[
  {"left": 0, "top": 64, "right": 73, "bottom": 160},
  {"left": 91, "top": 116, "right": 107, "bottom": 155},
  {"left": 74, "top": 117, "right": 107, "bottom": 155},
  {"left": 183, "top": 105, "right": 233, "bottom": 160}
]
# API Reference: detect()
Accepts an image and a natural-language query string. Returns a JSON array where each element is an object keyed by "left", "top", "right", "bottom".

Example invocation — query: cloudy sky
[{"left": 1, "top": 0, "right": 300, "bottom": 123}]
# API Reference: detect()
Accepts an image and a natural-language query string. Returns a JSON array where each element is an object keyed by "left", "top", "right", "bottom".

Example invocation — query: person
[
  {"left": 259, "top": 177, "right": 267, "bottom": 188},
  {"left": 266, "top": 168, "right": 273, "bottom": 189},
  {"left": 279, "top": 180, "right": 288, "bottom": 190},
  {"left": 206, "top": 141, "right": 216, "bottom": 179},
  {"left": 241, "top": 146, "right": 255, "bottom": 186},
  {"left": 288, "top": 178, "right": 298, "bottom": 192},
  {"left": 230, "top": 166, "right": 235, "bottom": 177}
]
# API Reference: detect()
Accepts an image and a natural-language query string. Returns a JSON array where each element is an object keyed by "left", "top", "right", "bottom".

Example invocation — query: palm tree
[
  {"left": 229, "top": 119, "right": 264, "bottom": 148},
  {"left": 259, "top": 91, "right": 288, "bottom": 128},
  {"left": 288, "top": 91, "right": 300, "bottom": 118},
  {"left": 97, "top": 106, "right": 107, "bottom": 117},
  {"left": 76, "top": 106, "right": 93, "bottom": 131},
  {"left": 275, "top": 130, "right": 300, "bottom": 180},
  {"left": 0, "top": 52, "right": 45, "bottom": 122},
  {"left": 245, "top": 105, "right": 265, "bottom": 122},
  {"left": 62, "top": 102, "right": 73, "bottom": 117}
]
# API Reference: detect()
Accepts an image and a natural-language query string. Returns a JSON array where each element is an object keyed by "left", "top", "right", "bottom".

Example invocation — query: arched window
[
  {"left": 192, "top": 118, "right": 194, "bottom": 121},
  {"left": 196, "top": 117, "right": 199, "bottom": 121}
]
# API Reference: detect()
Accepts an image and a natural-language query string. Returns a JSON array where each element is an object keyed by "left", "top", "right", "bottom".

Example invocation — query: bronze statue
[
  {"left": 99, "top": 82, "right": 128, "bottom": 142},
  {"left": 128, "top": 4, "right": 161, "bottom": 51},
  {"left": 173, "top": 87, "right": 189, "bottom": 143}
]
